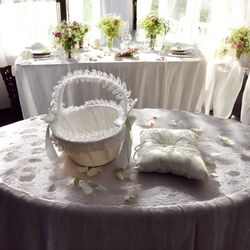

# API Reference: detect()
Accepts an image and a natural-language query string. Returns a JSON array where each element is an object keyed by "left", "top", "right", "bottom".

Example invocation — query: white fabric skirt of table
[
  {"left": 0, "top": 109, "right": 250, "bottom": 250},
  {"left": 15, "top": 55, "right": 206, "bottom": 118}
]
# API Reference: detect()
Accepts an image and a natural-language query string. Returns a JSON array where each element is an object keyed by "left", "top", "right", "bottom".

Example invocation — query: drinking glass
[{"left": 122, "top": 31, "right": 132, "bottom": 49}]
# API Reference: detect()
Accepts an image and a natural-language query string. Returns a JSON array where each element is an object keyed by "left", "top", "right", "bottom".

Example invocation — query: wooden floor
[{"left": 0, "top": 108, "right": 23, "bottom": 127}]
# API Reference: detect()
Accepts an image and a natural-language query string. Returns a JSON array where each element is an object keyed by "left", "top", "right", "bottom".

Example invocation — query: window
[
  {"left": 200, "top": 0, "right": 210, "bottom": 22},
  {"left": 0, "top": 0, "right": 58, "bottom": 61},
  {"left": 136, "top": 0, "right": 212, "bottom": 45}
]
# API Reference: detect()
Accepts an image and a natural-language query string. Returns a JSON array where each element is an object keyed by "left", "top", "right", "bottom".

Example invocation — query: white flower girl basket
[{"left": 46, "top": 70, "right": 137, "bottom": 167}]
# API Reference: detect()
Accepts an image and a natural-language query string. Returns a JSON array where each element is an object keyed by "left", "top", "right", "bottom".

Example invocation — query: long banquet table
[
  {"left": 0, "top": 109, "right": 250, "bottom": 250},
  {"left": 15, "top": 50, "right": 206, "bottom": 118}
]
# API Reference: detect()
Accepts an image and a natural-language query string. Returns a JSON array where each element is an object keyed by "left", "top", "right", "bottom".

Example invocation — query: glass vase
[
  {"left": 78, "top": 39, "right": 83, "bottom": 49},
  {"left": 149, "top": 35, "right": 157, "bottom": 51},
  {"left": 65, "top": 49, "right": 72, "bottom": 59},
  {"left": 238, "top": 53, "right": 250, "bottom": 69},
  {"left": 107, "top": 37, "right": 114, "bottom": 50}
]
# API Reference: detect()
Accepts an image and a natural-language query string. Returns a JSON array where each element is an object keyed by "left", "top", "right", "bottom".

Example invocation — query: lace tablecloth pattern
[{"left": 0, "top": 109, "right": 250, "bottom": 250}]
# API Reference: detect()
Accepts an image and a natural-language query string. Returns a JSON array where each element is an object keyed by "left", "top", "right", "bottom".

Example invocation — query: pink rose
[
  {"left": 54, "top": 32, "right": 61, "bottom": 38},
  {"left": 150, "top": 16, "right": 158, "bottom": 22},
  {"left": 235, "top": 43, "right": 244, "bottom": 50}
]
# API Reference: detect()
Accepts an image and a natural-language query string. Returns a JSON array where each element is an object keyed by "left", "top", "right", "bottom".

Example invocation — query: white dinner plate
[{"left": 167, "top": 53, "right": 194, "bottom": 58}]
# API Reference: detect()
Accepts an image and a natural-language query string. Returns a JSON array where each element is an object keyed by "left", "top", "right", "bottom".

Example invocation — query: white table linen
[
  {"left": 241, "top": 71, "right": 250, "bottom": 124},
  {"left": 0, "top": 109, "right": 250, "bottom": 250},
  {"left": 205, "top": 61, "right": 245, "bottom": 118},
  {"left": 15, "top": 51, "right": 206, "bottom": 118}
]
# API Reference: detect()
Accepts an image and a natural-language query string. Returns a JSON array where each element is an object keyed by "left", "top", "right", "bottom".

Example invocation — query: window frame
[{"left": 56, "top": 0, "right": 66, "bottom": 21}]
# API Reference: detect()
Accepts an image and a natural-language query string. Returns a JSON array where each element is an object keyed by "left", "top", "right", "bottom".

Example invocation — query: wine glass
[{"left": 121, "top": 31, "right": 132, "bottom": 49}]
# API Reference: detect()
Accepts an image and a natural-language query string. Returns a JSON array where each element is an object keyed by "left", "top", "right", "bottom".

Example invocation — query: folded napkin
[
  {"left": 135, "top": 129, "right": 208, "bottom": 180},
  {"left": 20, "top": 49, "right": 33, "bottom": 60}
]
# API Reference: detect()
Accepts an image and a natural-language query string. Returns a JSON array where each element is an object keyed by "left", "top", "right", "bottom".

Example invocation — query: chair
[{"left": 0, "top": 65, "right": 23, "bottom": 121}]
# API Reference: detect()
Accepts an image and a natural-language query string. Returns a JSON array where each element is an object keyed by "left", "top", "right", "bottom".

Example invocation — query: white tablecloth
[
  {"left": 241, "top": 71, "right": 250, "bottom": 124},
  {"left": 15, "top": 52, "right": 206, "bottom": 118},
  {"left": 205, "top": 61, "right": 245, "bottom": 118},
  {"left": 0, "top": 109, "right": 250, "bottom": 250}
]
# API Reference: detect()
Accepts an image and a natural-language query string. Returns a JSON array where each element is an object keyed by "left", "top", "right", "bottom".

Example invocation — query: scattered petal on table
[
  {"left": 191, "top": 128, "right": 203, "bottom": 135},
  {"left": 141, "top": 120, "right": 155, "bottom": 128},
  {"left": 210, "top": 152, "right": 221, "bottom": 157},
  {"left": 170, "top": 119, "right": 182, "bottom": 128},
  {"left": 124, "top": 184, "right": 141, "bottom": 202},
  {"left": 116, "top": 171, "right": 124, "bottom": 181},
  {"left": 210, "top": 173, "right": 218, "bottom": 177},
  {"left": 79, "top": 181, "right": 93, "bottom": 194},
  {"left": 87, "top": 168, "right": 99, "bottom": 177},
  {"left": 73, "top": 176, "right": 81, "bottom": 187},
  {"left": 218, "top": 135, "right": 235, "bottom": 146},
  {"left": 96, "top": 184, "right": 107, "bottom": 192},
  {"left": 136, "top": 117, "right": 155, "bottom": 128}
]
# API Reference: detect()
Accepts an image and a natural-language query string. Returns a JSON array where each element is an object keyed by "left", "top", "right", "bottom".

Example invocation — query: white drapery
[
  {"left": 137, "top": 0, "right": 152, "bottom": 24},
  {"left": 204, "top": 0, "right": 250, "bottom": 119},
  {"left": 67, "top": 0, "right": 133, "bottom": 45},
  {"left": 100, "top": 0, "right": 133, "bottom": 31},
  {"left": 204, "top": 0, "right": 250, "bottom": 60},
  {"left": 0, "top": 0, "right": 58, "bottom": 108},
  {"left": 0, "top": 0, "right": 57, "bottom": 65}
]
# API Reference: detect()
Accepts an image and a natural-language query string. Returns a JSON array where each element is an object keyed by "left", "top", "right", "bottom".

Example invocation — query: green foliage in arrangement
[
  {"left": 227, "top": 26, "right": 250, "bottom": 59},
  {"left": 140, "top": 12, "right": 169, "bottom": 39},
  {"left": 53, "top": 21, "right": 89, "bottom": 52},
  {"left": 97, "top": 14, "right": 122, "bottom": 47}
]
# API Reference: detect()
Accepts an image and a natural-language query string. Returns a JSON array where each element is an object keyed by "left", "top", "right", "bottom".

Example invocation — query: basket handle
[{"left": 49, "top": 70, "right": 134, "bottom": 118}]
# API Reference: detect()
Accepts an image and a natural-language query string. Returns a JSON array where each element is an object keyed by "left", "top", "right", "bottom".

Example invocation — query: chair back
[{"left": 0, "top": 65, "right": 23, "bottom": 120}]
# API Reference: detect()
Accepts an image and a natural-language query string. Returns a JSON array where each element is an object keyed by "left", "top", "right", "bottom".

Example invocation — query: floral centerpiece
[
  {"left": 140, "top": 13, "right": 169, "bottom": 50},
  {"left": 115, "top": 47, "right": 139, "bottom": 58},
  {"left": 98, "top": 14, "right": 122, "bottom": 50},
  {"left": 53, "top": 21, "right": 89, "bottom": 58},
  {"left": 226, "top": 26, "right": 250, "bottom": 59}
]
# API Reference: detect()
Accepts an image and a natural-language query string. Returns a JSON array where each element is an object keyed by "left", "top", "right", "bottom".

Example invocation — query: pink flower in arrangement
[
  {"left": 54, "top": 32, "right": 61, "bottom": 38},
  {"left": 150, "top": 16, "right": 158, "bottom": 22},
  {"left": 70, "top": 25, "right": 76, "bottom": 30},
  {"left": 235, "top": 43, "right": 244, "bottom": 51},
  {"left": 112, "top": 19, "right": 119, "bottom": 25}
]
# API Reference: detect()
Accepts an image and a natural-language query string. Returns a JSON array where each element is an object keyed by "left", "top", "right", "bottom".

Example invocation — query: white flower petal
[
  {"left": 210, "top": 152, "right": 221, "bottom": 157},
  {"left": 124, "top": 184, "right": 141, "bottom": 202},
  {"left": 72, "top": 176, "right": 81, "bottom": 187},
  {"left": 79, "top": 182, "right": 93, "bottom": 194},
  {"left": 96, "top": 184, "right": 107, "bottom": 192},
  {"left": 210, "top": 173, "right": 218, "bottom": 177},
  {"left": 87, "top": 168, "right": 99, "bottom": 177},
  {"left": 218, "top": 135, "right": 234, "bottom": 145},
  {"left": 116, "top": 171, "right": 124, "bottom": 181}
]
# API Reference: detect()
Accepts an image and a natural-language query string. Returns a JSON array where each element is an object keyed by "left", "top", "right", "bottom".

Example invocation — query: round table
[{"left": 0, "top": 109, "right": 250, "bottom": 250}]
